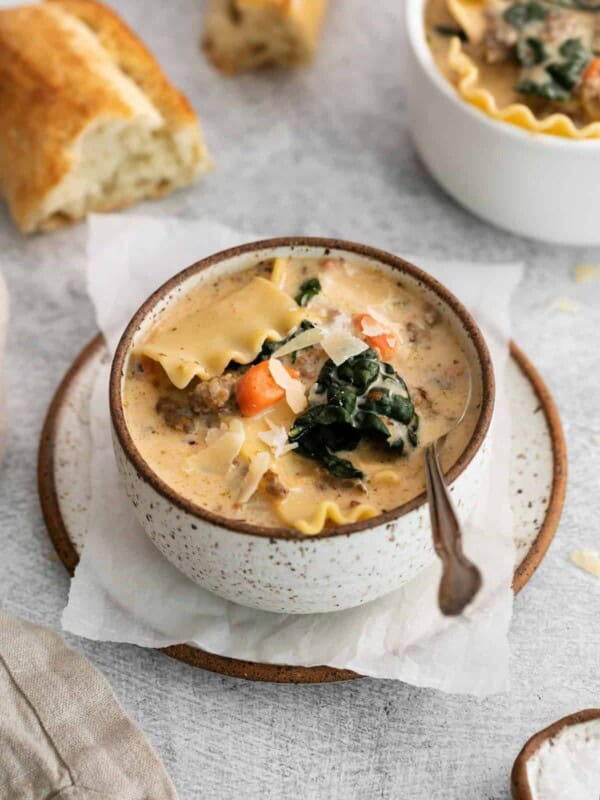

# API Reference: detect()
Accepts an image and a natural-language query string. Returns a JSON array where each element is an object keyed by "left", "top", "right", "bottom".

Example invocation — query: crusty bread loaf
[
  {"left": 202, "top": 0, "right": 328, "bottom": 74},
  {"left": 0, "top": 0, "right": 210, "bottom": 233}
]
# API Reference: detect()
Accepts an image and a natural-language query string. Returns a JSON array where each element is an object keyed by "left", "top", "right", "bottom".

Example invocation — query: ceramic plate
[{"left": 38, "top": 336, "right": 566, "bottom": 683}]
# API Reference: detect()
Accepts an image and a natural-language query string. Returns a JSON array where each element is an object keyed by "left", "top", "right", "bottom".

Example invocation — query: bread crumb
[
  {"left": 571, "top": 550, "right": 600, "bottom": 578},
  {"left": 549, "top": 297, "right": 578, "bottom": 313},
  {"left": 574, "top": 265, "right": 600, "bottom": 283}
]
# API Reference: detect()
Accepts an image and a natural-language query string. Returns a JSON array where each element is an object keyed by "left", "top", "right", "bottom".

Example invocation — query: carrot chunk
[
  {"left": 583, "top": 57, "right": 600, "bottom": 83},
  {"left": 353, "top": 313, "right": 397, "bottom": 362},
  {"left": 235, "top": 361, "right": 299, "bottom": 417}
]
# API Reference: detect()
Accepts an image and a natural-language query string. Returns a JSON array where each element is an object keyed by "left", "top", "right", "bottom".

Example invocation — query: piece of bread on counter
[
  {"left": 0, "top": 0, "right": 210, "bottom": 234},
  {"left": 202, "top": 0, "right": 328, "bottom": 74}
]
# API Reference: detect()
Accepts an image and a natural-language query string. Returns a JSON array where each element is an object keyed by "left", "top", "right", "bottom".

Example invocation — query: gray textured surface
[{"left": 0, "top": 1, "right": 599, "bottom": 798}]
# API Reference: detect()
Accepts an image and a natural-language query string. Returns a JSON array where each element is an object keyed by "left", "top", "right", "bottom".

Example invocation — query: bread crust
[
  {"left": 203, "top": 0, "right": 328, "bottom": 74},
  {"left": 0, "top": 0, "right": 207, "bottom": 233},
  {"left": 46, "top": 0, "right": 198, "bottom": 130}
]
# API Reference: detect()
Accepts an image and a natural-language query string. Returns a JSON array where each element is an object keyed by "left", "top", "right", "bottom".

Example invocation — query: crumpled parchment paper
[{"left": 62, "top": 214, "right": 522, "bottom": 695}]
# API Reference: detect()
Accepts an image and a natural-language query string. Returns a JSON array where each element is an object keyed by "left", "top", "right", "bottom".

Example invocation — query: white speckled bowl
[
  {"left": 405, "top": 0, "right": 600, "bottom": 245},
  {"left": 511, "top": 709, "right": 600, "bottom": 800},
  {"left": 110, "top": 238, "right": 495, "bottom": 614}
]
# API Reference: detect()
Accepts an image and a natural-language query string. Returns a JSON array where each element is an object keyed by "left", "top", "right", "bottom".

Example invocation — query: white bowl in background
[{"left": 404, "top": 0, "right": 600, "bottom": 245}]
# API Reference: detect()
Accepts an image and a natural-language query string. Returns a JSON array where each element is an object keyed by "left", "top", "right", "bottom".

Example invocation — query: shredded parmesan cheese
[
  {"left": 366, "top": 306, "right": 404, "bottom": 343},
  {"left": 571, "top": 550, "right": 600, "bottom": 578},
  {"left": 272, "top": 327, "right": 324, "bottom": 358},
  {"left": 326, "top": 310, "right": 353, "bottom": 332},
  {"left": 185, "top": 419, "right": 245, "bottom": 475},
  {"left": 359, "top": 317, "right": 388, "bottom": 338},
  {"left": 550, "top": 297, "right": 578, "bottom": 313},
  {"left": 273, "top": 312, "right": 383, "bottom": 366},
  {"left": 239, "top": 451, "right": 271, "bottom": 504},
  {"left": 574, "top": 265, "right": 600, "bottom": 283},
  {"left": 258, "top": 421, "right": 298, "bottom": 457},
  {"left": 321, "top": 330, "right": 368, "bottom": 365},
  {"left": 268, "top": 358, "right": 307, "bottom": 413}
]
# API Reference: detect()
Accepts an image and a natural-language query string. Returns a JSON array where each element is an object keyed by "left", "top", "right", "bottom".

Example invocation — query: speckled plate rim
[
  {"left": 38, "top": 335, "right": 567, "bottom": 684},
  {"left": 511, "top": 708, "right": 600, "bottom": 799}
]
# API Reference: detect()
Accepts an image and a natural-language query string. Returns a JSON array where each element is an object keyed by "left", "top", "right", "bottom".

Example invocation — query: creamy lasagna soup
[
  {"left": 123, "top": 257, "right": 481, "bottom": 534},
  {"left": 427, "top": 0, "right": 600, "bottom": 131}
]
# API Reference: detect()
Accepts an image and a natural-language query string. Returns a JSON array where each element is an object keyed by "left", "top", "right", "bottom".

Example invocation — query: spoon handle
[{"left": 424, "top": 442, "right": 482, "bottom": 616}]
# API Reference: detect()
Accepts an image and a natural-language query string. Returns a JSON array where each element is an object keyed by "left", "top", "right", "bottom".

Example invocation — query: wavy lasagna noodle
[
  {"left": 426, "top": 0, "right": 600, "bottom": 138},
  {"left": 138, "top": 277, "right": 303, "bottom": 388},
  {"left": 276, "top": 496, "right": 378, "bottom": 535},
  {"left": 124, "top": 257, "right": 479, "bottom": 534}
]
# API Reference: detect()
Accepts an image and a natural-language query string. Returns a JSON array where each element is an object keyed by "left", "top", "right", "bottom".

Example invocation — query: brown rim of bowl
[
  {"left": 109, "top": 236, "right": 495, "bottom": 541},
  {"left": 511, "top": 708, "right": 600, "bottom": 799}
]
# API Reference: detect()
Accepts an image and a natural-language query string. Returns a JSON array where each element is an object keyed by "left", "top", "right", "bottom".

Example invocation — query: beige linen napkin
[{"left": 0, "top": 610, "right": 177, "bottom": 799}]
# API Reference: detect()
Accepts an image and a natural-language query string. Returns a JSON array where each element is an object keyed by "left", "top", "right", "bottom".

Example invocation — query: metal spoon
[{"left": 424, "top": 371, "right": 482, "bottom": 616}]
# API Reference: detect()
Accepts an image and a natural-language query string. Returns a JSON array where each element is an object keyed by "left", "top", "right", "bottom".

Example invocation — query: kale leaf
[
  {"left": 288, "top": 348, "right": 419, "bottom": 479},
  {"left": 295, "top": 278, "right": 322, "bottom": 307},
  {"left": 288, "top": 420, "right": 363, "bottom": 479},
  {"left": 516, "top": 78, "right": 571, "bottom": 100},
  {"left": 516, "top": 36, "right": 548, "bottom": 67},
  {"left": 253, "top": 319, "right": 315, "bottom": 364},
  {"left": 546, "top": 38, "right": 589, "bottom": 90},
  {"left": 503, "top": 1, "right": 547, "bottom": 29},
  {"left": 516, "top": 37, "right": 590, "bottom": 100}
]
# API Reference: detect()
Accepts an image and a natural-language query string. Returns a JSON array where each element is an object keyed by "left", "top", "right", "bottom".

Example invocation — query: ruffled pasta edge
[
  {"left": 276, "top": 498, "right": 378, "bottom": 535},
  {"left": 447, "top": 36, "right": 600, "bottom": 140}
]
